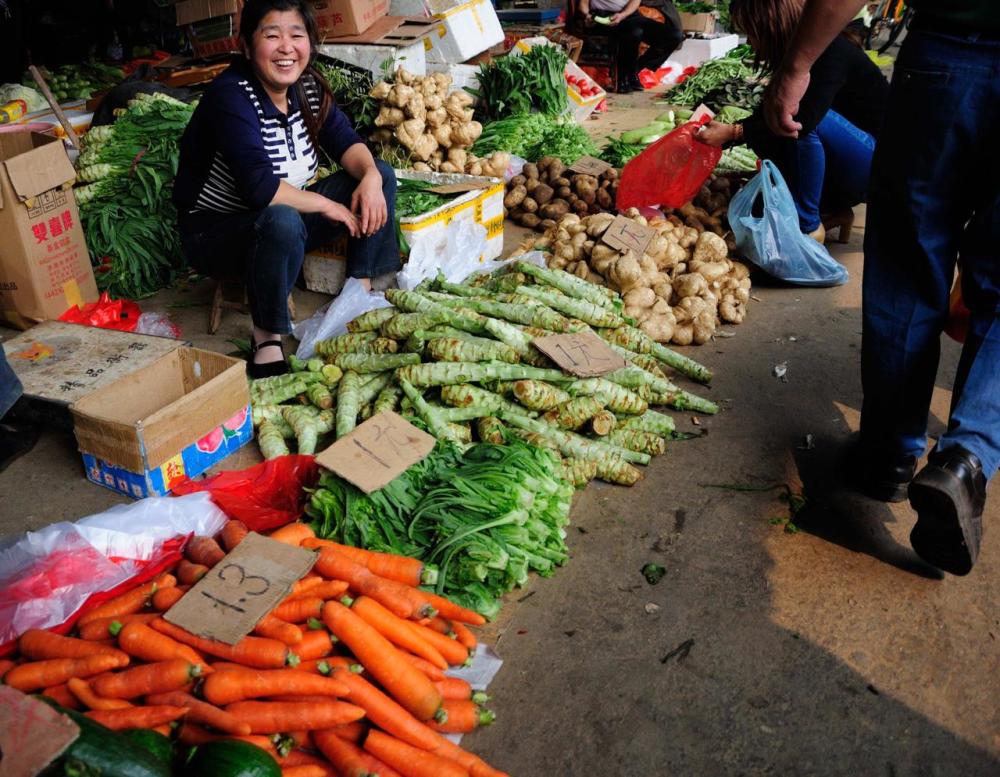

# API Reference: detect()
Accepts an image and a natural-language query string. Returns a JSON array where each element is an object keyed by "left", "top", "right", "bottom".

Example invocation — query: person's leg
[
  {"left": 814, "top": 109, "right": 876, "bottom": 206},
  {"left": 612, "top": 16, "right": 644, "bottom": 88},
  {"left": 635, "top": 15, "right": 685, "bottom": 73},
  {"left": 303, "top": 160, "right": 400, "bottom": 285},
  {"left": 0, "top": 346, "right": 37, "bottom": 473}
]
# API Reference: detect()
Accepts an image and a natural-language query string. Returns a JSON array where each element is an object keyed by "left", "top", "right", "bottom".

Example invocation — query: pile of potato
[
  {"left": 514, "top": 209, "right": 751, "bottom": 345},
  {"left": 504, "top": 156, "right": 619, "bottom": 232},
  {"left": 665, "top": 175, "right": 739, "bottom": 246},
  {"left": 369, "top": 68, "right": 509, "bottom": 178}
]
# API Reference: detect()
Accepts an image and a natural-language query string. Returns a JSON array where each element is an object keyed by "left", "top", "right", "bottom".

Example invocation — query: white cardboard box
[
  {"left": 317, "top": 38, "right": 427, "bottom": 79},
  {"left": 671, "top": 34, "right": 740, "bottom": 69},
  {"left": 390, "top": 0, "right": 502, "bottom": 64}
]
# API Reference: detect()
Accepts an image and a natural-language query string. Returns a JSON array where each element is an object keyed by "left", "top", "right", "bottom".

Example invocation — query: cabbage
[{"left": 0, "top": 84, "right": 47, "bottom": 113}]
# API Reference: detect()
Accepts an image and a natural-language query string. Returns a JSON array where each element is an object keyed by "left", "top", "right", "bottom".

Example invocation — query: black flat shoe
[
  {"left": 848, "top": 441, "right": 916, "bottom": 502},
  {"left": 909, "top": 446, "right": 987, "bottom": 576},
  {"left": 0, "top": 419, "right": 39, "bottom": 473},
  {"left": 247, "top": 335, "right": 289, "bottom": 380}
]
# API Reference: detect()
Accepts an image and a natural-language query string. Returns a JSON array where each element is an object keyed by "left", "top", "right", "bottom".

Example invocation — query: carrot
[
  {"left": 331, "top": 720, "right": 366, "bottom": 743},
  {"left": 303, "top": 539, "right": 432, "bottom": 587},
  {"left": 315, "top": 549, "right": 431, "bottom": 620},
  {"left": 449, "top": 620, "right": 477, "bottom": 651},
  {"left": 268, "top": 522, "right": 315, "bottom": 546},
  {"left": 253, "top": 615, "right": 303, "bottom": 646},
  {"left": 278, "top": 750, "right": 331, "bottom": 768},
  {"left": 426, "top": 700, "right": 494, "bottom": 733},
  {"left": 40, "top": 683, "right": 81, "bottom": 709},
  {"left": 151, "top": 586, "right": 187, "bottom": 612},
  {"left": 0, "top": 659, "right": 14, "bottom": 681},
  {"left": 220, "top": 519, "right": 250, "bottom": 551},
  {"left": 118, "top": 621, "right": 207, "bottom": 667},
  {"left": 92, "top": 659, "right": 202, "bottom": 699},
  {"left": 203, "top": 668, "right": 349, "bottom": 705},
  {"left": 77, "top": 613, "right": 159, "bottom": 641},
  {"left": 85, "top": 705, "right": 188, "bottom": 730},
  {"left": 294, "top": 629, "right": 333, "bottom": 661},
  {"left": 286, "top": 730, "right": 313, "bottom": 750},
  {"left": 4, "top": 654, "right": 125, "bottom": 692},
  {"left": 423, "top": 617, "right": 454, "bottom": 637},
  {"left": 19, "top": 629, "right": 130, "bottom": 665},
  {"left": 401, "top": 653, "right": 446, "bottom": 681},
  {"left": 364, "top": 729, "right": 469, "bottom": 777},
  {"left": 433, "top": 677, "right": 474, "bottom": 701},
  {"left": 412, "top": 590, "right": 485, "bottom": 626},
  {"left": 77, "top": 573, "right": 175, "bottom": 627},
  {"left": 272, "top": 596, "right": 324, "bottom": 624},
  {"left": 314, "top": 729, "right": 388, "bottom": 777},
  {"left": 146, "top": 690, "right": 251, "bottom": 735},
  {"left": 177, "top": 722, "right": 277, "bottom": 753},
  {"left": 323, "top": 601, "right": 442, "bottom": 722},
  {"left": 266, "top": 694, "right": 340, "bottom": 704},
  {"left": 296, "top": 656, "right": 362, "bottom": 676},
  {"left": 349, "top": 596, "right": 448, "bottom": 670},
  {"left": 281, "top": 765, "right": 333, "bottom": 777},
  {"left": 176, "top": 559, "right": 209, "bottom": 585},
  {"left": 185, "top": 535, "right": 225, "bottom": 567},
  {"left": 286, "top": 578, "right": 342, "bottom": 602},
  {"left": 67, "top": 677, "right": 133, "bottom": 710},
  {"left": 224, "top": 700, "right": 364, "bottom": 733},
  {"left": 150, "top": 619, "right": 292, "bottom": 669},
  {"left": 405, "top": 622, "right": 469, "bottom": 667}
]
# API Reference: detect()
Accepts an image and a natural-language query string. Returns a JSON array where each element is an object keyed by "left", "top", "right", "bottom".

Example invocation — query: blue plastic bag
[{"left": 729, "top": 160, "right": 849, "bottom": 287}]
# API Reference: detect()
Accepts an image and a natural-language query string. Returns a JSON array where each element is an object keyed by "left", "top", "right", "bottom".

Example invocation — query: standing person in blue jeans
[
  {"left": 765, "top": 0, "right": 998, "bottom": 575},
  {"left": 697, "top": 0, "right": 889, "bottom": 243},
  {"left": 0, "top": 348, "right": 38, "bottom": 473},
  {"left": 174, "top": 0, "right": 399, "bottom": 379}
]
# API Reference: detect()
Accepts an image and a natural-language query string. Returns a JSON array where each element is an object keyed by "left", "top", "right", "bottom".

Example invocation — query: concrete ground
[{"left": 1, "top": 89, "right": 997, "bottom": 776}]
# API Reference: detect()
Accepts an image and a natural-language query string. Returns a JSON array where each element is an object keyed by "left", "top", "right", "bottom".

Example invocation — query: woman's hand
[
  {"left": 322, "top": 200, "right": 360, "bottom": 238},
  {"left": 696, "top": 121, "right": 737, "bottom": 148},
  {"left": 351, "top": 169, "right": 388, "bottom": 237},
  {"left": 610, "top": 10, "right": 631, "bottom": 24}
]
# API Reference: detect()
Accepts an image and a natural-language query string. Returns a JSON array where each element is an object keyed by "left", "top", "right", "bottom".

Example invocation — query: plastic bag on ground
[
  {"left": 293, "top": 278, "right": 393, "bottom": 360},
  {"left": 0, "top": 492, "right": 227, "bottom": 653},
  {"left": 616, "top": 116, "right": 722, "bottom": 210},
  {"left": 729, "top": 160, "right": 849, "bottom": 286},
  {"left": 171, "top": 454, "right": 320, "bottom": 532},
  {"left": 396, "top": 220, "right": 488, "bottom": 291},
  {"left": 134, "top": 311, "right": 182, "bottom": 339}
]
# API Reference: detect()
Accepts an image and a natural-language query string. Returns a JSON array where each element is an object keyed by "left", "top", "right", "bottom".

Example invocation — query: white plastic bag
[
  {"left": 0, "top": 493, "right": 227, "bottom": 648},
  {"left": 293, "top": 278, "right": 393, "bottom": 360},
  {"left": 396, "top": 220, "right": 489, "bottom": 291}
]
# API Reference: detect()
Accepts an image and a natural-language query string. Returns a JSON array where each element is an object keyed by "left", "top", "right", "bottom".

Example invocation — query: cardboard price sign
[
  {"left": 532, "top": 331, "right": 628, "bottom": 377},
  {"left": 165, "top": 533, "right": 316, "bottom": 645},
  {"left": 0, "top": 686, "right": 80, "bottom": 777},
  {"left": 601, "top": 214, "right": 656, "bottom": 258},
  {"left": 316, "top": 410, "right": 436, "bottom": 494},
  {"left": 569, "top": 155, "right": 613, "bottom": 176}
]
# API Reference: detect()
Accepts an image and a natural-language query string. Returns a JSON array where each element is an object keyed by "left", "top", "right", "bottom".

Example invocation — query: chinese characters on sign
[
  {"left": 601, "top": 214, "right": 656, "bottom": 257},
  {"left": 532, "top": 331, "right": 628, "bottom": 378}
]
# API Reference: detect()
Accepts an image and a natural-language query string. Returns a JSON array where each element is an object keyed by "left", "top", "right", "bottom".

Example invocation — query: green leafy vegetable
[{"left": 470, "top": 44, "right": 569, "bottom": 122}]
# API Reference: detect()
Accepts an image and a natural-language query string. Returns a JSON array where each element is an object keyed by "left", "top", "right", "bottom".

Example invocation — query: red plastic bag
[
  {"left": 616, "top": 116, "right": 722, "bottom": 210},
  {"left": 60, "top": 291, "right": 141, "bottom": 332},
  {"left": 172, "top": 455, "right": 320, "bottom": 532}
]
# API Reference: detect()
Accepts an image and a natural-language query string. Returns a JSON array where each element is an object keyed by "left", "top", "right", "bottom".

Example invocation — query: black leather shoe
[
  {"left": 247, "top": 334, "right": 289, "bottom": 380},
  {"left": 850, "top": 443, "right": 916, "bottom": 502},
  {"left": 909, "top": 446, "right": 987, "bottom": 576},
  {"left": 627, "top": 74, "right": 643, "bottom": 92},
  {"left": 616, "top": 78, "right": 634, "bottom": 94}
]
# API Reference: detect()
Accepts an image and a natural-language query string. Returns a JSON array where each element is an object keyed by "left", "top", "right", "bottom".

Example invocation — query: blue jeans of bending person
[
  {"left": 180, "top": 159, "right": 399, "bottom": 334},
  {"left": 0, "top": 347, "right": 23, "bottom": 419},
  {"left": 748, "top": 109, "right": 875, "bottom": 233},
  {"left": 861, "top": 27, "right": 1000, "bottom": 478}
]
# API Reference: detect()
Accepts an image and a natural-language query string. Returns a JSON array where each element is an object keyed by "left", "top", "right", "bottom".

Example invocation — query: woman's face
[{"left": 249, "top": 9, "right": 311, "bottom": 96}]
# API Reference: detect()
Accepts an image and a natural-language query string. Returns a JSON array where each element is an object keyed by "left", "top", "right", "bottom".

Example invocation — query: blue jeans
[
  {"left": 0, "top": 347, "right": 23, "bottom": 419},
  {"left": 861, "top": 28, "right": 1000, "bottom": 477},
  {"left": 180, "top": 160, "right": 399, "bottom": 333}
]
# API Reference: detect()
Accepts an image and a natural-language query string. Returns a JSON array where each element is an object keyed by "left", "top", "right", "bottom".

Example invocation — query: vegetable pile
[
  {"left": 470, "top": 44, "right": 569, "bottom": 122},
  {"left": 368, "top": 67, "right": 509, "bottom": 178},
  {"left": 516, "top": 203, "right": 751, "bottom": 343},
  {"left": 25, "top": 61, "right": 124, "bottom": 102},
  {"left": 472, "top": 112, "right": 598, "bottom": 165},
  {"left": 504, "top": 155, "right": 619, "bottom": 231},
  {"left": 313, "top": 56, "right": 378, "bottom": 137},
  {"left": 74, "top": 92, "right": 195, "bottom": 299},
  {"left": 4, "top": 520, "right": 510, "bottom": 776},
  {"left": 662, "top": 46, "right": 765, "bottom": 112}
]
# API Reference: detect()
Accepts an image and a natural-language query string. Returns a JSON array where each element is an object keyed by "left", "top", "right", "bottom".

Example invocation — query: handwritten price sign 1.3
[
  {"left": 165, "top": 533, "right": 317, "bottom": 645},
  {"left": 316, "top": 410, "right": 437, "bottom": 494},
  {"left": 532, "top": 331, "right": 628, "bottom": 377}
]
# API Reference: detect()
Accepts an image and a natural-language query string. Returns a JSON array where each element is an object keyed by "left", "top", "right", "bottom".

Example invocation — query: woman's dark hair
[
  {"left": 239, "top": 0, "right": 334, "bottom": 147},
  {"left": 729, "top": 0, "right": 804, "bottom": 71}
]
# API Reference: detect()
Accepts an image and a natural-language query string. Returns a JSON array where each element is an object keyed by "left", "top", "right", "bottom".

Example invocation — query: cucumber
[
  {"left": 37, "top": 701, "right": 171, "bottom": 777},
  {"left": 594, "top": 14, "right": 612, "bottom": 24},
  {"left": 121, "top": 729, "right": 173, "bottom": 766},
  {"left": 184, "top": 740, "right": 281, "bottom": 777}
]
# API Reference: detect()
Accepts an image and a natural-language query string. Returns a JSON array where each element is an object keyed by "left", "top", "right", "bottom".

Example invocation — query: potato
[
  {"left": 523, "top": 162, "right": 539, "bottom": 180},
  {"left": 557, "top": 185, "right": 572, "bottom": 200},
  {"left": 520, "top": 213, "right": 541, "bottom": 228},
  {"left": 552, "top": 176, "right": 570, "bottom": 188},
  {"left": 504, "top": 185, "right": 527, "bottom": 209},
  {"left": 540, "top": 201, "right": 570, "bottom": 220},
  {"left": 596, "top": 188, "right": 612, "bottom": 209},
  {"left": 533, "top": 183, "right": 555, "bottom": 206},
  {"left": 525, "top": 178, "right": 540, "bottom": 193},
  {"left": 540, "top": 219, "right": 558, "bottom": 231},
  {"left": 509, "top": 174, "right": 527, "bottom": 188},
  {"left": 522, "top": 197, "right": 539, "bottom": 213},
  {"left": 548, "top": 159, "right": 566, "bottom": 180}
]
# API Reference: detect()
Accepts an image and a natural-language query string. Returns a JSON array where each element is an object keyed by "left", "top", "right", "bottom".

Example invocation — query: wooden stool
[
  {"left": 822, "top": 208, "right": 856, "bottom": 244},
  {"left": 208, "top": 278, "right": 296, "bottom": 334}
]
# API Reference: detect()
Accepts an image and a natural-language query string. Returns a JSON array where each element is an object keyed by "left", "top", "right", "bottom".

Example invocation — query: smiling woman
[{"left": 173, "top": 0, "right": 400, "bottom": 378}]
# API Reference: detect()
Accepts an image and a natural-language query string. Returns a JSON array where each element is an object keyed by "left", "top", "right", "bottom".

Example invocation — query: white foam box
[
  {"left": 390, "top": 0, "right": 502, "bottom": 64},
  {"left": 425, "top": 62, "right": 480, "bottom": 93},
  {"left": 315, "top": 17, "right": 437, "bottom": 78},
  {"left": 512, "top": 37, "right": 605, "bottom": 124},
  {"left": 671, "top": 34, "right": 740, "bottom": 69}
]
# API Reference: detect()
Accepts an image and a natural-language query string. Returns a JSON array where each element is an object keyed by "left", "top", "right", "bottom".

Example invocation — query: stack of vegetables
[
  {"left": 25, "top": 61, "right": 124, "bottom": 102},
  {"left": 661, "top": 44, "right": 761, "bottom": 111},
  {"left": 471, "top": 112, "right": 598, "bottom": 166},
  {"left": 74, "top": 92, "right": 195, "bottom": 299},
  {"left": 515, "top": 205, "right": 752, "bottom": 343},
  {"left": 367, "top": 68, "right": 509, "bottom": 178},
  {"left": 503, "top": 155, "right": 619, "bottom": 231},
  {"left": 470, "top": 43, "right": 568, "bottom": 122},
  {"left": 2, "top": 520, "right": 510, "bottom": 777}
]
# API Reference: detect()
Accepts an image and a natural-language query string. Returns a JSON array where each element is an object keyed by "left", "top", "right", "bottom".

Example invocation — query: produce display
[
  {"left": 470, "top": 44, "right": 569, "bottom": 122},
  {"left": 2, "top": 521, "right": 509, "bottom": 776},
  {"left": 503, "top": 155, "right": 620, "bottom": 231},
  {"left": 368, "top": 68, "right": 509, "bottom": 177},
  {"left": 74, "top": 92, "right": 194, "bottom": 299},
  {"left": 472, "top": 112, "right": 599, "bottom": 166},
  {"left": 25, "top": 61, "right": 124, "bottom": 102},
  {"left": 662, "top": 45, "right": 764, "bottom": 112}
]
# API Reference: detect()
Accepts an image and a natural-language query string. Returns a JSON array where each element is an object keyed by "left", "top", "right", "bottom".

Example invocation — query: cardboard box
[
  {"left": 316, "top": 17, "right": 437, "bottom": 78},
  {"left": 512, "top": 38, "right": 605, "bottom": 123},
  {"left": 679, "top": 11, "right": 717, "bottom": 35},
  {"left": 70, "top": 347, "right": 253, "bottom": 498},
  {"left": 389, "top": 0, "right": 503, "bottom": 64},
  {"left": 311, "top": 0, "right": 390, "bottom": 38},
  {"left": 176, "top": 0, "right": 244, "bottom": 58},
  {"left": 0, "top": 132, "right": 98, "bottom": 330},
  {"left": 671, "top": 34, "right": 740, "bottom": 69}
]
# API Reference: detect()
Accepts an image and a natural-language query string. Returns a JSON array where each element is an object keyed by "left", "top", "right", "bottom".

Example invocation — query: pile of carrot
[{"left": 0, "top": 519, "right": 504, "bottom": 777}]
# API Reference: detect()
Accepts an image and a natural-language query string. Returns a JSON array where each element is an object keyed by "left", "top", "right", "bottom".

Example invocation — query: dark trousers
[
  {"left": 0, "top": 348, "right": 22, "bottom": 419},
  {"left": 861, "top": 28, "right": 1000, "bottom": 477},
  {"left": 180, "top": 159, "right": 399, "bottom": 334},
  {"left": 613, "top": 6, "right": 684, "bottom": 79}
]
